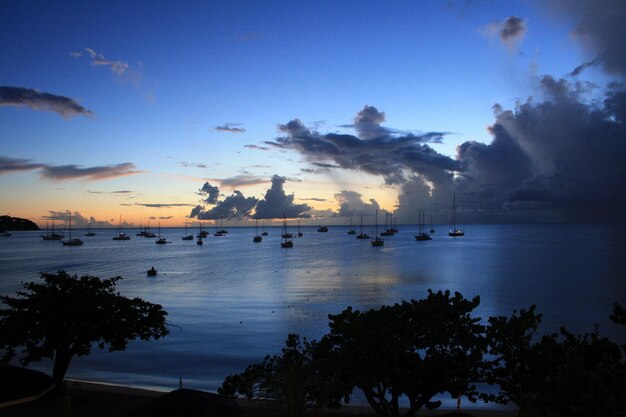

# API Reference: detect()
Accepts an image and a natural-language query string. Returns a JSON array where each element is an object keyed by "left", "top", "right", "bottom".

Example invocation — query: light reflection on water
[{"left": 1, "top": 223, "right": 625, "bottom": 404}]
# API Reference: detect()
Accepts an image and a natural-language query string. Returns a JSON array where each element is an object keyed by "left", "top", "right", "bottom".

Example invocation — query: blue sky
[{"left": 2, "top": 0, "right": 625, "bottom": 226}]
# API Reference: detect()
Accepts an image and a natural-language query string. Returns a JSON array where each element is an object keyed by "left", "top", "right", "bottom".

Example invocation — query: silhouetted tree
[
  {"left": 220, "top": 334, "right": 334, "bottom": 417},
  {"left": 486, "top": 305, "right": 626, "bottom": 417},
  {"left": 319, "top": 290, "right": 490, "bottom": 417},
  {"left": 0, "top": 271, "right": 169, "bottom": 384}
]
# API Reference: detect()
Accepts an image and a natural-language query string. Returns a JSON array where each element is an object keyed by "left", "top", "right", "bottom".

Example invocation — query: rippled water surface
[{"left": 1, "top": 223, "right": 625, "bottom": 397}]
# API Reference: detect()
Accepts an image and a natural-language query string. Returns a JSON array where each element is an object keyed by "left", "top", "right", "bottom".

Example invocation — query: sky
[{"left": 1, "top": 0, "right": 625, "bottom": 227}]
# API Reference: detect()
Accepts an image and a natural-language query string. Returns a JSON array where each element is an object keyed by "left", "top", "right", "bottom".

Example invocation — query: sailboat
[
  {"left": 182, "top": 221, "right": 193, "bottom": 240},
  {"left": 281, "top": 214, "right": 293, "bottom": 248},
  {"left": 347, "top": 217, "right": 356, "bottom": 235},
  {"left": 261, "top": 220, "right": 268, "bottom": 236},
  {"left": 317, "top": 225, "right": 328, "bottom": 232},
  {"left": 214, "top": 218, "right": 227, "bottom": 236},
  {"left": 381, "top": 211, "right": 395, "bottom": 236},
  {"left": 253, "top": 219, "right": 262, "bottom": 242},
  {"left": 356, "top": 213, "right": 369, "bottom": 239},
  {"left": 371, "top": 209, "right": 384, "bottom": 246},
  {"left": 85, "top": 220, "right": 95, "bottom": 236},
  {"left": 197, "top": 221, "right": 209, "bottom": 238},
  {"left": 297, "top": 220, "right": 303, "bottom": 237},
  {"left": 112, "top": 216, "right": 130, "bottom": 240},
  {"left": 448, "top": 191, "right": 464, "bottom": 237},
  {"left": 415, "top": 211, "right": 432, "bottom": 241},
  {"left": 62, "top": 213, "right": 83, "bottom": 246},
  {"left": 41, "top": 219, "right": 64, "bottom": 240},
  {"left": 155, "top": 222, "right": 169, "bottom": 244}
]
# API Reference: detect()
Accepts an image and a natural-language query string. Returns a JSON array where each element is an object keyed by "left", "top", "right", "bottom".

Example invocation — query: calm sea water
[{"left": 1, "top": 223, "right": 625, "bottom": 403}]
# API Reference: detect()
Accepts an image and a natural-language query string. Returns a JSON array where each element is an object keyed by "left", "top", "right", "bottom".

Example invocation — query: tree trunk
[{"left": 52, "top": 348, "right": 74, "bottom": 385}]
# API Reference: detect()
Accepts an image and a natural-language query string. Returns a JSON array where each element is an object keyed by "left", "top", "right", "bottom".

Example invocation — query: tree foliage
[
  {"left": 0, "top": 270, "right": 169, "bottom": 384},
  {"left": 319, "top": 290, "right": 490, "bottom": 417},
  {"left": 486, "top": 305, "right": 626, "bottom": 417},
  {"left": 219, "top": 334, "right": 331, "bottom": 417}
]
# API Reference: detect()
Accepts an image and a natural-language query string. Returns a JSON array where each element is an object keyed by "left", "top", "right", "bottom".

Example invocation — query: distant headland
[{"left": 0, "top": 216, "right": 40, "bottom": 231}]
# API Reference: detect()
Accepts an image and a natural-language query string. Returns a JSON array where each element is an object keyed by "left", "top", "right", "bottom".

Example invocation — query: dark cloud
[
  {"left": 0, "top": 156, "right": 44, "bottom": 174},
  {"left": 455, "top": 76, "right": 626, "bottom": 222},
  {"left": 550, "top": 0, "right": 626, "bottom": 76},
  {"left": 334, "top": 190, "right": 380, "bottom": 217},
  {"left": 198, "top": 182, "right": 220, "bottom": 204},
  {"left": 300, "top": 197, "right": 327, "bottom": 202},
  {"left": 254, "top": 175, "right": 311, "bottom": 219},
  {"left": 481, "top": 16, "right": 527, "bottom": 48},
  {"left": 215, "top": 124, "right": 246, "bottom": 133},
  {"left": 275, "top": 106, "right": 457, "bottom": 186},
  {"left": 40, "top": 162, "right": 143, "bottom": 181},
  {"left": 244, "top": 144, "right": 270, "bottom": 151},
  {"left": 0, "top": 86, "right": 93, "bottom": 118},
  {"left": 195, "top": 190, "right": 258, "bottom": 220},
  {"left": 219, "top": 174, "right": 267, "bottom": 188}
]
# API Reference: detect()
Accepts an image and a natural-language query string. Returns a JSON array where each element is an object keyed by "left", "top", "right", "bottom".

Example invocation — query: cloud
[
  {"left": 334, "top": 190, "right": 380, "bottom": 217},
  {"left": 300, "top": 197, "right": 327, "bottom": 202},
  {"left": 198, "top": 182, "right": 220, "bottom": 204},
  {"left": 83, "top": 48, "right": 129, "bottom": 75},
  {"left": 552, "top": 0, "right": 626, "bottom": 77},
  {"left": 215, "top": 124, "right": 246, "bottom": 133},
  {"left": 40, "top": 162, "right": 144, "bottom": 181},
  {"left": 132, "top": 203, "right": 196, "bottom": 208},
  {"left": 244, "top": 144, "right": 270, "bottom": 151},
  {"left": 481, "top": 16, "right": 527, "bottom": 49},
  {"left": 219, "top": 174, "right": 268, "bottom": 188},
  {"left": 0, "top": 86, "right": 93, "bottom": 118},
  {"left": 455, "top": 76, "right": 626, "bottom": 222},
  {"left": 179, "top": 162, "right": 208, "bottom": 168},
  {"left": 194, "top": 190, "right": 258, "bottom": 220},
  {"left": 275, "top": 105, "right": 457, "bottom": 186},
  {"left": 44, "top": 211, "right": 112, "bottom": 227},
  {"left": 0, "top": 156, "right": 45, "bottom": 174},
  {"left": 254, "top": 175, "right": 312, "bottom": 219}
]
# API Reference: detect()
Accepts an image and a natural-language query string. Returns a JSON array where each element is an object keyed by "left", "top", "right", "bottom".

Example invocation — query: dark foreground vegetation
[
  {"left": 0, "top": 215, "right": 39, "bottom": 231},
  {"left": 0, "top": 272, "right": 624, "bottom": 417},
  {"left": 220, "top": 291, "right": 626, "bottom": 417}
]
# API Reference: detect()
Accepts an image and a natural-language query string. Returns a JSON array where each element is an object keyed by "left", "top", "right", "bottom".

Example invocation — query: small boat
[
  {"left": 41, "top": 220, "right": 64, "bottom": 240},
  {"left": 214, "top": 219, "right": 226, "bottom": 236},
  {"left": 85, "top": 220, "right": 95, "bottom": 236},
  {"left": 196, "top": 237, "right": 203, "bottom": 245},
  {"left": 371, "top": 209, "right": 384, "bottom": 247},
  {"left": 155, "top": 223, "right": 169, "bottom": 244},
  {"left": 448, "top": 191, "right": 464, "bottom": 237},
  {"left": 62, "top": 213, "right": 83, "bottom": 246},
  {"left": 253, "top": 219, "right": 262, "bottom": 242},
  {"left": 347, "top": 217, "right": 356, "bottom": 235},
  {"left": 297, "top": 220, "right": 303, "bottom": 237},
  {"left": 281, "top": 214, "right": 293, "bottom": 248},
  {"left": 317, "top": 225, "right": 328, "bottom": 232},
  {"left": 381, "top": 212, "right": 395, "bottom": 236},
  {"left": 356, "top": 213, "right": 369, "bottom": 239},
  {"left": 182, "top": 221, "right": 193, "bottom": 240},
  {"left": 0, "top": 230, "right": 11, "bottom": 237},
  {"left": 147, "top": 266, "right": 157, "bottom": 276},
  {"left": 112, "top": 216, "right": 131, "bottom": 240},
  {"left": 415, "top": 211, "right": 432, "bottom": 241},
  {"left": 197, "top": 221, "right": 209, "bottom": 238}
]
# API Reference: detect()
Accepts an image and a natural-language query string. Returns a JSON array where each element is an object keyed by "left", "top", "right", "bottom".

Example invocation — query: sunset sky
[{"left": 2, "top": 1, "right": 625, "bottom": 227}]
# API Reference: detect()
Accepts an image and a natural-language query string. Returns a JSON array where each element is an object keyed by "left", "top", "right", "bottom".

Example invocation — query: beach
[{"left": 0, "top": 379, "right": 518, "bottom": 417}]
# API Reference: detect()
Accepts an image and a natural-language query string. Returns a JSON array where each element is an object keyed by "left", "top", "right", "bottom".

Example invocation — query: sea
[{"left": 1, "top": 223, "right": 625, "bottom": 409}]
